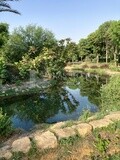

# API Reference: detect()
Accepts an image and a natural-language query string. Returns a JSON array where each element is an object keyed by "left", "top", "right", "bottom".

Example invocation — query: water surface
[{"left": 1, "top": 74, "right": 108, "bottom": 131}]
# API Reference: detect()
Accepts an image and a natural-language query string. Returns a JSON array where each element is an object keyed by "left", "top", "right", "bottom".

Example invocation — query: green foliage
[
  {"left": 0, "top": 108, "right": 13, "bottom": 136},
  {"left": 28, "top": 139, "right": 39, "bottom": 158},
  {"left": 65, "top": 41, "right": 79, "bottom": 62},
  {"left": 78, "top": 20, "right": 120, "bottom": 64},
  {"left": 108, "top": 154, "right": 120, "bottom": 160},
  {"left": 62, "top": 120, "right": 75, "bottom": 128},
  {"left": 0, "top": 56, "right": 8, "bottom": 83},
  {"left": 10, "top": 152, "right": 24, "bottom": 160},
  {"left": 92, "top": 121, "right": 120, "bottom": 160},
  {"left": 79, "top": 109, "right": 92, "bottom": 122},
  {"left": 78, "top": 38, "right": 91, "bottom": 60},
  {"left": 94, "top": 135, "right": 110, "bottom": 154},
  {"left": 5, "top": 25, "right": 56, "bottom": 62},
  {"left": 15, "top": 54, "right": 33, "bottom": 79},
  {"left": 59, "top": 135, "right": 80, "bottom": 147},
  {"left": 0, "top": 23, "right": 9, "bottom": 48},
  {"left": 32, "top": 46, "right": 67, "bottom": 80},
  {"left": 101, "top": 75, "right": 120, "bottom": 111}
]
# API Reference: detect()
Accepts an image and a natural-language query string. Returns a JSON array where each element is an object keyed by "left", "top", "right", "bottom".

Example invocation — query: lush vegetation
[
  {"left": 0, "top": 108, "right": 13, "bottom": 137},
  {"left": 0, "top": 20, "right": 120, "bottom": 84},
  {"left": 78, "top": 21, "right": 120, "bottom": 65},
  {"left": 101, "top": 75, "right": 120, "bottom": 112},
  {"left": 0, "top": 19, "right": 120, "bottom": 138},
  {"left": 0, "top": 4, "right": 120, "bottom": 160}
]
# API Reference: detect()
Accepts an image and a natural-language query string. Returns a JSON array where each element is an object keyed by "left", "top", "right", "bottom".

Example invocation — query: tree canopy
[{"left": 4, "top": 25, "right": 57, "bottom": 62}]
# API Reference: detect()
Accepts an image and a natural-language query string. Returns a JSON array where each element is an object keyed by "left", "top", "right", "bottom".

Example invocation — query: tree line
[
  {"left": 78, "top": 20, "right": 120, "bottom": 65},
  {"left": 0, "top": 20, "right": 120, "bottom": 83}
]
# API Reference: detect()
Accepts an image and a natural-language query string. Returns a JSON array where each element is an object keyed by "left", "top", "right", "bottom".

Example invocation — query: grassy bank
[
  {"left": 65, "top": 62, "right": 120, "bottom": 76},
  {"left": 6, "top": 120, "right": 120, "bottom": 160},
  {"left": 0, "top": 64, "right": 120, "bottom": 160}
]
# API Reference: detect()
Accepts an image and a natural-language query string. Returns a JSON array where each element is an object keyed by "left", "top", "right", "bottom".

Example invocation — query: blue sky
[{"left": 0, "top": 0, "right": 120, "bottom": 42}]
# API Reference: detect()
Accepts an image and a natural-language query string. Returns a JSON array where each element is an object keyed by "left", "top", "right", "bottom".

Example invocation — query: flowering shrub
[{"left": 15, "top": 54, "right": 33, "bottom": 79}]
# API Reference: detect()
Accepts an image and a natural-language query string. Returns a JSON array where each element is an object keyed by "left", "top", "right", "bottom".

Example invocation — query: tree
[
  {"left": 5, "top": 25, "right": 57, "bottom": 62},
  {"left": 108, "top": 21, "right": 120, "bottom": 66},
  {"left": 97, "top": 21, "right": 114, "bottom": 63},
  {"left": 0, "top": 23, "right": 9, "bottom": 49},
  {"left": 78, "top": 38, "right": 91, "bottom": 61},
  {"left": 0, "top": 0, "right": 20, "bottom": 14},
  {"left": 65, "top": 41, "right": 79, "bottom": 62},
  {"left": 78, "top": 20, "right": 120, "bottom": 64},
  {"left": 87, "top": 31, "right": 102, "bottom": 63}
]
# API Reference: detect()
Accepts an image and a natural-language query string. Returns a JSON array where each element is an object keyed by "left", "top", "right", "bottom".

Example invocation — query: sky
[{"left": 0, "top": 0, "right": 120, "bottom": 43}]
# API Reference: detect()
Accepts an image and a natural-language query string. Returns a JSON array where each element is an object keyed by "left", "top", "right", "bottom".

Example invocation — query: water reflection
[{"left": 0, "top": 75, "right": 108, "bottom": 130}]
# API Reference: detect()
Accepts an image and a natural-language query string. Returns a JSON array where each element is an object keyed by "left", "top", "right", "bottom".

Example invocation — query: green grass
[
  {"left": 79, "top": 109, "right": 93, "bottom": 122},
  {"left": 27, "top": 139, "right": 40, "bottom": 159},
  {"left": 62, "top": 120, "right": 76, "bottom": 128},
  {"left": 59, "top": 135, "right": 81, "bottom": 147},
  {"left": 10, "top": 152, "right": 25, "bottom": 160}
]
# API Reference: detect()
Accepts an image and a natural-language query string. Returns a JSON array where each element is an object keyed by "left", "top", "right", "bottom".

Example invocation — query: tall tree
[
  {"left": 78, "top": 38, "right": 92, "bottom": 61},
  {"left": 0, "top": 23, "right": 9, "bottom": 48},
  {"left": 0, "top": 0, "right": 20, "bottom": 14},
  {"left": 108, "top": 21, "right": 120, "bottom": 66},
  {"left": 97, "top": 21, "right": 114, "bottom": 63},
  {"left": 0, "top": 23, "right": 9, "bottom": 57},
  {"left": 5, "top": 25, "right": 57, "bottom": 62}
]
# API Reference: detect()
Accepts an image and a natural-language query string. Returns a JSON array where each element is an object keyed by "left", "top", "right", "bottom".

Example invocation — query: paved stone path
[{"left": 0, "top": 111, "right": 120, "bottom": 159}]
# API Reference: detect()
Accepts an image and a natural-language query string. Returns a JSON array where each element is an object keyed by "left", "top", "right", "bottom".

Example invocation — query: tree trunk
[
  {"left": 114, "top": 46, "right": 117, "bottom": 66},
  {"left": 106, "top": 43, "right": 108, "bottom": 63},
  {"left": 81, "top": 56, "right": 83, "bottom": 62},
  {"left": 96, "top": 54, "right": 99, "bottom": 64}
]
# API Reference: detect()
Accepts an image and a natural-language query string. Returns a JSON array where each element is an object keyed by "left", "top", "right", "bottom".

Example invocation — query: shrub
[
  {"left": 81, "top": 64, "right": 88, "bottom": 68},
  {"left": 0, "top": 108, "right": 13, "bottom": 137},
  {"left": 0, "top": 56, "right": 8, "bottom": 83},
  {"left": 90, "top": 65, "right": 98, "bottom": 69},
  {"left": 6, "top": 64, "right": 20, "bottom": 83},
  {"left": 101, "top": 75, "right": 120, "bottom": 111},
  {"left": 99, "top": 64, "right": 109, "bottom": 69},
  {"left": 16, "top": 54, "right": 33, "bottom": 79}
]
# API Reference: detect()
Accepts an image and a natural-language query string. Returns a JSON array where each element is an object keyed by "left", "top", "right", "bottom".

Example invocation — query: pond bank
[
  {"left": 0, "top": 111, "right": 120, "bottom": 160},
  {"left": 65, "top": 62, "right": 120, "bottom": 76},
  {"left": 0, "top": 79, "right": 50, "bottom": 98}
]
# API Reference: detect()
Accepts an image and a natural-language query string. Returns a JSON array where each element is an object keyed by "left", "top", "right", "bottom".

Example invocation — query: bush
[
  {"left": 0, "top": 56, "right": 8, "bottom": 83},
  {"left": 6, "top": 64, "right": 20, "bottom": 83},
  {"left": 99, "top": 64, "right": 109, "bottom": 69},
  {"left": 90, "top": 65, "right": 99, "bottom": 69},
  {"left": 81, "top": 64, "right": 88, "bottom": 68},
  {"left": 101, "top": 75, "right": 120, "bottom": 111},
  {"left": 16, "top": 54, "right": 33, "bottom": 79},
  {"left": 0, "top": 108, "right": 13, "bottom": 137}
]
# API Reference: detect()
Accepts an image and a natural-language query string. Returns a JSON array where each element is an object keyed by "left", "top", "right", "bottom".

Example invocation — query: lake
[{"left": 0, "top": 74, "right": 108, "bottom": 131}]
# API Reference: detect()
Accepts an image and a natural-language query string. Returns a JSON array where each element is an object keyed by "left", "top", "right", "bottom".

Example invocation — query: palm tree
[{"left": 0, "top": 0, "right": 20, "bottom": 14}]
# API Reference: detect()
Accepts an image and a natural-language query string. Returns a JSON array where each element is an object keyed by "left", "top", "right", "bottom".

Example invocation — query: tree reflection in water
[{"left": 1, "top": 75, "right": 108, "bottom": 130}]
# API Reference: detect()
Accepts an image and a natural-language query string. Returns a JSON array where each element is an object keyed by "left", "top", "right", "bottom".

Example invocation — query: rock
[
  {"left": 74, "top": 123, "right": 93, "bottom": 137},
  {"left": 12, "top": 136, "right": 31, "bottom": 153},
  {"left": 34, "top": 131, "right": 57, "bottom": 149},
  {"left": 0, "top": 145, "right": 12, "bottom": 160},
  {"left": 104, "top": 112, "right": 120, "bottom": 121},
  {"left": 89, "top": 119, "right": 113, "bottom": 129},
  {"left": 50, "top": 122, "right": 65, "bottom": 131},
  {"left": 53, "top": 127, "right": 76, "bottom": 140}
]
